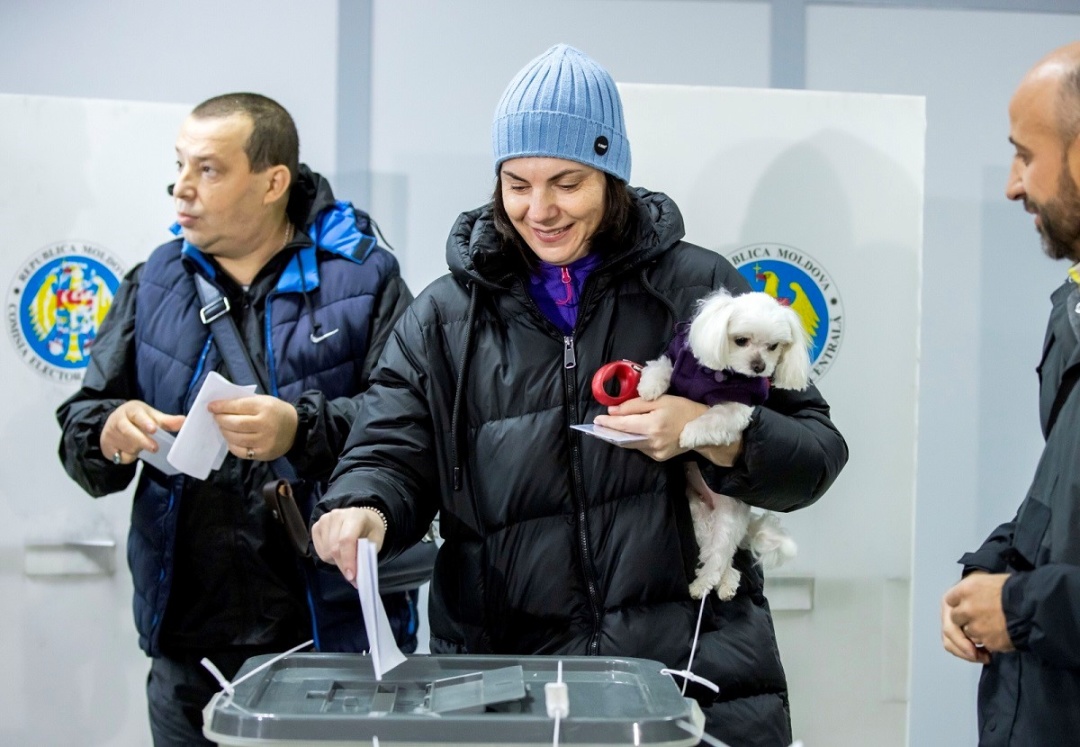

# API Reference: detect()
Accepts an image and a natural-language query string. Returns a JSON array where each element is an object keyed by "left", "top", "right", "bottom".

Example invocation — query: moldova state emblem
[
  {"left": 726, "top": 243, "right": 844, "bottom": 381},
  {"left": 6, "top": 242, "right": 124, "bottom": 383}
]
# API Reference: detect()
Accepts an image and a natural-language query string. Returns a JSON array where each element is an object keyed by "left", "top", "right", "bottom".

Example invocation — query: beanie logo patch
[{"left": 593, "top": 136, "right": 609, "bottom": 157}]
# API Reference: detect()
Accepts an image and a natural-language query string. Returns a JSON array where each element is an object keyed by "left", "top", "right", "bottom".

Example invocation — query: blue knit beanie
[{"left": 492, "top": 44, "right": 631, "bottom": 183}]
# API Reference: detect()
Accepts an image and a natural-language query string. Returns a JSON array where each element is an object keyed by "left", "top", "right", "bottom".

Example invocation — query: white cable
[
  {"left": 200, "top": 658, "right": 235, "bottom": 698},
  {"left": 675, "top": 719, "right": 731, "bottom": 747},
  {"left": 676, "top": 719, "right": 803, "bottom": 747},
  {"left": 660, "top": 668, "right": 719, "bottom": 694},
  {"left": 231, "top": 639, "right": 314, "bottom": 688},
  {"left": 661, "top": 593, "right": 718, "bottom": 696},
  {"left": 201, "top": 639, "right": 315, "bottom": 704},
  {"left": 545, "top": 660, "right": 568, "bottom": 746},
  {"left": 683, "top": 594, "right": 708, "bottom": 695}
]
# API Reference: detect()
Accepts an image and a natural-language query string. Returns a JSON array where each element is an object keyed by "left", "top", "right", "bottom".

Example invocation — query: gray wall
[
  {"left": 4, "top": 1, "right": 1080, "bottom": 744},
  {"left": 366, "top": 0, "right": 772, "bottom": 291},
  {"left": 804, "top": 7, "right": 1078, "bottom": 744},
  {"left": 0, "top": 0, "right": 343, "bottom": 179}
]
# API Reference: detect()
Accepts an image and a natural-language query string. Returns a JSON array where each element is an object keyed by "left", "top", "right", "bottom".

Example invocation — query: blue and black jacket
[{"left": 57, "top": 166, "right": 415, "bottom": 656}]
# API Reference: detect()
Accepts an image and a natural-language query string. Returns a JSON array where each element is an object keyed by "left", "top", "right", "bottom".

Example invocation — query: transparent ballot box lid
[{"left": 202, "top": 653, "right": 704, "bottom": 746}]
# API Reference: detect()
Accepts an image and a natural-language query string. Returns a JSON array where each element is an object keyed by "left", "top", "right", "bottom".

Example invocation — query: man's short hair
[
  {"left": 1057, "top": 63, "right": 1080, "bottom": 145},
  {"left": 191, "top": 93, "right": 299, "bottom": 184}
]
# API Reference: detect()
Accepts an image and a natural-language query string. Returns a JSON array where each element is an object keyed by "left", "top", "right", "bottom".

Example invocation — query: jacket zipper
[
  {"left": 516, "top": 275, "right": 605, "bottom": 655},
  {"left": 263, "top": 291, "right": 280, "bottom": 396},
  {"left": 563, "top": 333, "right": 603, "bottom": 655},
  {"left": 565, "top": 276, "right": 605, "bottom": 656}
]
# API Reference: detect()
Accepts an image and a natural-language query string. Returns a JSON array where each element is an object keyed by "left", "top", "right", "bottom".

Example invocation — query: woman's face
[{"left": 500, "top": 157, "right": 606, "bottom": 266}]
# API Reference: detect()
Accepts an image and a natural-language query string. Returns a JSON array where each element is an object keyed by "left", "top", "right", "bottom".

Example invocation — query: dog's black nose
[{"left": 751, "top": 359, "right": 766, "bottom": 374}]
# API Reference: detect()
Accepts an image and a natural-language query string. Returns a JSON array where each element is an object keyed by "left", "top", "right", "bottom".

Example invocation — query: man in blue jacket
[
  {"left": 942, "top": 41, "right": 1080, "bottom": 745},
  {"left": 57, "top": 93, "right": 415, "bottom": 746}
]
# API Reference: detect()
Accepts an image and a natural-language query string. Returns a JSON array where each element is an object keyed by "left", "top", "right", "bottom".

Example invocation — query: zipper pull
[
  {"left": 563, "top": 336, "right": 576, "bottom": 369},
  {"left": 557, "top": 266, "right": 573, "bottom": 306}
]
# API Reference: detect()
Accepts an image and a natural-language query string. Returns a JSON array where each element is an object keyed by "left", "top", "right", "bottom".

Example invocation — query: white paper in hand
[
  {"left": 167, "top": 371, "right": 257, "bottom": 480},
  {"left": 570, "top": 423, "right": 649, "bottom": 445},
  {"left": 137, "top": 429, "right": 181, "bottom": 476},
  {"left": 356, "top": 538, "right": 407, "bottom": 680}
]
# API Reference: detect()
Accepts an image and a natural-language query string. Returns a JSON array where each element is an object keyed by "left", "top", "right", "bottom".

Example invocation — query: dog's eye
[
  {"left": 734, "top": 337, "right": 749, "bottom": 347},
  {"left": 768, "top": 343, "right": 779, "bottom": 352}
]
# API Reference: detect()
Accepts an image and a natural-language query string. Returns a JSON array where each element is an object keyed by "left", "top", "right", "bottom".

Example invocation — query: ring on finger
[
  {"left": 112, "top": 450, "right": 123, "bottom": 465},
  {"left": 247, "top": 447, "right": 256, "bottom": 460}
]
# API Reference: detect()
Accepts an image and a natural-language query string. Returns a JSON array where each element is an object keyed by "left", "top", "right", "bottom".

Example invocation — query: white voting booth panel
[
  {"left": 621, "top": 84, "right": 924, "bottom": 746},
  {"left": 0, "top": 88, "right": 922, "bottom": 745},
  {"left": 0, "top": 95, "right": 189, "bottom": 746}
]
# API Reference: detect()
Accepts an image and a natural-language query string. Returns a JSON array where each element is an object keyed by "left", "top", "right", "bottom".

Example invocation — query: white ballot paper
[
  {"left": 570, "top": 423, "right": 648, "bottom": 445},
  {"left": 167, "top": 371, "right": 257, "bottom": 480},
  {"left": 356, "top": 538, "right": 407, "bottom": 680},
  {"left": 138, "top": 429, "right": 181, "bottom": 476}
]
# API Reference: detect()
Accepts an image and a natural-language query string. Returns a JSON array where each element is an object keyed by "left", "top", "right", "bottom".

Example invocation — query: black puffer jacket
[{"left": 316, "top": 188, "right": 848, "bottom": 747}]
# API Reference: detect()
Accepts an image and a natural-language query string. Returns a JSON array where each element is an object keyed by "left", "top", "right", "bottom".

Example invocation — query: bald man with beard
[{"left": 942, "top": 42, "right": 1080, "bottom": 746}]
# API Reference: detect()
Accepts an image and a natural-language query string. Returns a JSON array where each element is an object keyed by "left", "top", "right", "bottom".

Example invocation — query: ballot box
[{"left": 203, "top": 653, "right": 704, "bottom": 746}]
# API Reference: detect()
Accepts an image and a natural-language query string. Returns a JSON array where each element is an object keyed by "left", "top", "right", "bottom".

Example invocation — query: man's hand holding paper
[
  {"left": 167, "top": 371, "right": 257, "bottom": 479},
  {"left": 208, "top": 394, "right": 299, "bottom": 462},
  {"left": 100, "top": 400, "right": 186, "bottom": 467}
]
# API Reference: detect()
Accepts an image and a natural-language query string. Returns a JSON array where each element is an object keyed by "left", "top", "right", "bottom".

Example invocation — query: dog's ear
[
  {"left": 687, "top": 290, "right": 737, "bottom": 369},
  {"left": 773, "top": 308, "right": 812, "bottom": 390}
]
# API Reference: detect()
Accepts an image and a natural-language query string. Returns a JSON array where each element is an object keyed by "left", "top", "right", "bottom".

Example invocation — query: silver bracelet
[{"left": 359, "top": 506, "right": 388, "bottom": 534}]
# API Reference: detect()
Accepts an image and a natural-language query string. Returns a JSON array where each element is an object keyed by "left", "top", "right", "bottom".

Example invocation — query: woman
[{"left": 312, "top": 44, "right": 847, "bottom": 747}]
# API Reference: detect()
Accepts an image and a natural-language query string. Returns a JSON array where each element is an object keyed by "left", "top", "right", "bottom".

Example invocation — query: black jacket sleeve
[
  {"left": 958, "top": 519, "right": 1017, "bottom": 575},
  {"left": 696, "top": 383, "right": 849, "bottom": 512},
  {"left": 286, "top": 273, "right": 414, "bottom": 480},
  {"left": 311, "top": 303, "right": 439, "bottom": 558},
  {"left": 55, "top": 265, "right": 143, "bottom": 497},
  {"left": 957, "top": 517, "right": 1080, "bottom": 666},
  {"left": 1002, "top": 564, "right": 1080, "bottom": 667}
]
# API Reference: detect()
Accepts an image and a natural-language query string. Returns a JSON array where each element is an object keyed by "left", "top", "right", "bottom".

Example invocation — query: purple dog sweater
[{"left": 665, "top": 324, "right": 770, "bottom": 406}]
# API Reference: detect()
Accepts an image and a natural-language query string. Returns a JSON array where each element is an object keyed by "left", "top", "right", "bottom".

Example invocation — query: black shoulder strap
[
  {"left": 193, "top": 273, "right": 297, "bottom": 482},
  {"left": 196, "top": 269, "right": 436, "bottom": 595}
]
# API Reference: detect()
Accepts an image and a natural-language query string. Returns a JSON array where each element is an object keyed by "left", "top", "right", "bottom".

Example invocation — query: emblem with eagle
[
  {"left": 25, "top": 258, "right": 115, "bottom": 366},
  {"left": 727, "top": 244, "right": 844, "bottom": 381}
]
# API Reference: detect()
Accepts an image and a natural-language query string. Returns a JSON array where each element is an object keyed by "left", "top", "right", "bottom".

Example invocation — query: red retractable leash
[{"left": 591, "top": 360, "right": 643, "bottom": 406}]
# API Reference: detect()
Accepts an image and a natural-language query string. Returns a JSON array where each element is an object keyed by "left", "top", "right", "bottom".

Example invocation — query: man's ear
[{"left": 263, "top": 165, "right": 292, "bottom": 206}]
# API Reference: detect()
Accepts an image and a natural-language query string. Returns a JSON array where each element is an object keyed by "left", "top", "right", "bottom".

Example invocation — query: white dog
[{"left": 636, "top": 289, "right": 811, "bottom": 600}]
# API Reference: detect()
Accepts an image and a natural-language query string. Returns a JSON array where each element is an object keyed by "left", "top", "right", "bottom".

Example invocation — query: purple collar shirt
[{"left": 526, "top": 252, "right": 602, "bottom": 335}]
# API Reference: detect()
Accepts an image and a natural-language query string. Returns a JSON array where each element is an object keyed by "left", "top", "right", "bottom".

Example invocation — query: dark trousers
[{"left": 147, "top": 649, "right": 266, "bottom": 747}]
